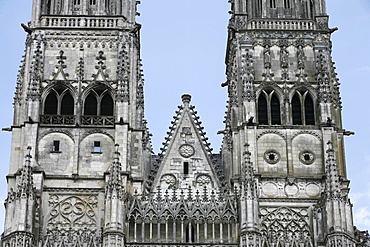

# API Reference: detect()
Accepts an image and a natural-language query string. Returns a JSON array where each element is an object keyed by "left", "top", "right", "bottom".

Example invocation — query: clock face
[{"left": 179, "top": 144, "right": 195, "bottom": 158}]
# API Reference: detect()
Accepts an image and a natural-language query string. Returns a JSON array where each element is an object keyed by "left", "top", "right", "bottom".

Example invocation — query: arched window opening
[
  {"left": 258, "top": 94, "right": 268, "bottom": 125},
  {"left": 83, "top": 87, "right": 114, "bottom": 116},
  {"left": 44, "top": 88, "right": 75, "bottom": 116},
  {"left": 258, "top": 90, "right": 281, "bottom": 125},
  {"left": 61, "top": 92, "right": 74, "bottom": 115},
  {"left": 44, "top": 92, "right": 58, "bottom": 115},
  {"left": 284, "top": 0, "right": 291, "bottom": 9},
  {"left": 270, "top": 0, "right": 276, "bottom": 8},
  {"left": 304, "top": 94, "right": 315, "bottom": 125},
  {"left": 46, "top": 0, "right": 52, "bottom": 14},
  {"left": 84, "top": 93, "right": 98, "bottom": 115},
  {"left": 271, "top": 94, "right": 281, "bottom": 125},
  {"left": 73, "top": 0, "right": 81, "bottom": 5},
  {"left": 292, "top": 94, "right": 302, "bottom": 125},
  {"left": 101, "top": 94, "right": 114, "bottom": 116},
  {"left": 291, "top": 90, "right": 316, "bottom": 125},
  {"left": 254, "top": 0, "right": 262, "bottom": 17},
  {"left": 186, "top": 223, "right": 195, "bottom": 243},
  {"left": 309, "top": 0, "right": 314, "bottom": 18}
]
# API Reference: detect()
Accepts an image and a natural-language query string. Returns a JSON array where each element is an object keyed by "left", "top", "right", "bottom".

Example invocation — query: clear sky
[{"left": 0, "top": 0, "right": 369, "bottom": 232}]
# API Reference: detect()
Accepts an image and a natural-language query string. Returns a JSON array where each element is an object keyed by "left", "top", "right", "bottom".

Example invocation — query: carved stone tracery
[
  {"left": 45, "top": 194, "right": 100, "bottom": 245},
  {"left": 261, "top": 207, "right": 313, "bottom": 247}
]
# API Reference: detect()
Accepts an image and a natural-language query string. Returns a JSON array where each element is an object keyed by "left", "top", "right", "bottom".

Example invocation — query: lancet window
[
  {"left": 257, "top": 89, "right": 281, "bottom": 125},
  {"left": 304, "top": 0, "right": 315, "bottom": 19},
  {"left": 291, "top": 90, "right": 315, "bottom": 125},
  {"left": 284, "top": 0, "right": 291, "bottom": 9},
  {"left": 270, "top": 0, "right": 276, "bottom": 8},
  {"left": 253, "top": 0, "right": 262, "bottom": 17},
  {"left": 83, "top": 88, "right": 114, "bottom": 116},
  {"left": 44, "top": 88, "right": 74, "bottom": 115}
]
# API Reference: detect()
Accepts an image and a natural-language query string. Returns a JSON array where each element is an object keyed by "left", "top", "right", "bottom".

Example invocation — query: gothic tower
[
  {"left": 222, "top": 0, "right": 365, "bottom": 246},
  {"left": 1, "top": 0, "right": 151, "bottom": 245}
]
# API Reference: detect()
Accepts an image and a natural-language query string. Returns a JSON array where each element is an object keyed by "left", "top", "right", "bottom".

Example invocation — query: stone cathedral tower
[{"left": 1, "top": 0, "right": 369, "bottom": 247}]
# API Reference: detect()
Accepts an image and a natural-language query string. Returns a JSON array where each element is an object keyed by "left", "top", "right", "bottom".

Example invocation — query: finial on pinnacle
[{"left": 181, "top": 94, "right": 192, "bottom": 105}]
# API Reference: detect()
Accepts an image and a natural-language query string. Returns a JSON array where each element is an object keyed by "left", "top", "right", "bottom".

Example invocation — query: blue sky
[{"left": 0, "top": 0, "right": 369, "bottom": 231}]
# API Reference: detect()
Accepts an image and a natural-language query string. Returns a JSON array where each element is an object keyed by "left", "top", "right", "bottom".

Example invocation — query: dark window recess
[
  {"left": 184, "top": 162, "right": 189, "bottom": 175},
  {"left": 186, "top": 224, "right": 195, "bottom": 243},
  {"left": 93, "top": 141, "right": 101, "bottom": 153},
  {"left": 101, "top": 94, "right": 114, "bottom": 116},
  {"left": 44, "top": 92, "right": 58, "bottom": 115},
  {"left": 305, "top": 95, "right": 315, "bottom": 125},
  {"left": 84, "top": 94, "right": 98, "bottom": 115},
  {"left": 270, "top": 0, "right": 276, "bottom": 8},
  {"left": 255, "top": 0, "right": 262, "bottom": 17},
  {"left": 46, "top": 0, "right": 51, "bottom": 14},
  {"left": 52, "top": 140, "right": 60, "bottom": 152},
  {"left": 292, "top": 94, "right": 302, "bottom": 125},
  {"left": 258, "top": 95, "right": 268, "bottom": 125},
  {"left": 270, "top": 95, "right": 281, "bottom": 125},
  {"left": 284, "top": 0, "right": 291, "bottom": 8},
  {"left": 61, "top": 93, "right": 74, "bottom": 115},
  {"left": 83, "top": 90, "right": 114, "bottom": 116}
]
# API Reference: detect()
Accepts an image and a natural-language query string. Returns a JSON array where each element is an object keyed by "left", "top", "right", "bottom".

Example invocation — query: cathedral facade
[{"left": 1, "top": 0, "right": 369, "bottom": 247}]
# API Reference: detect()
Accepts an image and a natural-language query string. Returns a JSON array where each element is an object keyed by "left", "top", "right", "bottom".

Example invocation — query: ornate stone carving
[
  {"left": 92, "top": 51, "right": 110, "bottom": 81},
  {"left": 260, "top": 207, "right": 313, "bottom": 247},
  {"left": 196, "top": 174, "right": 211, "bottom": 186},
  {"left": 262, "top": 44, "right": 274, "bottom": 81},
  {"left": 296, "top": 42, "right": 308, "bottom": 82},
  {"left": 241, "top": 49, "right": 256, "bottom": 102},
  {"left": 14, "top": 52, "right": 26, "bottom": 104},
  {"left": 27, "top": 41, "right": 44, "bottom": 101},
  {"left": 47, "top": 194, "right": 98, "bottom": 228},
  {"left": 161, "top": 174, "right": 177, "bottom": 189},
  {"left": 52, "top": 50, "right": 69, "bottom": 80},
  {"left": 117, "top": 40, "right": 130, "bottom": 102},
  {"left": 316, "top": 50, "right": 332, "bottom": 103}
]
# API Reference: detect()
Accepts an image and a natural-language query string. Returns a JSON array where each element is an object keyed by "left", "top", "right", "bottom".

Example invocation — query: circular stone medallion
[
  {"left": 299, "top": 150, "right": 316, "bottom": 165},
  {"left": 179, "top": 144, "right": 195, "bottom": 158},
  {"left": 264, "top": 150, "right": 280, "bottom": 164}
]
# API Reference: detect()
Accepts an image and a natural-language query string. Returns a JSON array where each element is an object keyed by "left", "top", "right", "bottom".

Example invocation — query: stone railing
[
  {"left": 40, "top": 16, "right": 125, "bottom": 29},
  {"left": 126, "top": 244, "right": 238, "bottom": 247},
  {"left": 248, "top": 19, "right": 315, "bottom": 30},
  {"left": 81, "top": 115, "right": 114, "bottom": 126},
  {"left": 40, "top": 115, "right": 76, "bottom": 125}
]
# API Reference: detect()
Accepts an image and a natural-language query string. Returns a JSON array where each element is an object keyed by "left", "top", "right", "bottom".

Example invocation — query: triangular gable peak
[{"left": 150, "top": 94, "right": 224, "bottom": 193}]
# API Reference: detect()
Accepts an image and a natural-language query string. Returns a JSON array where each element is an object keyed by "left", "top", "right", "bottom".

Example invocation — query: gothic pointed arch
[
  {"left": 84, "top": 93, "right": 98, "bottom": 115},
  {"left": 292, "top": 93, "right": 302, "bottom": 125},
  {"left": 291, "top": 89, "right": 316, "bottom": 125},
  {"left": 44, "top": 91, "right": 58, "bottom": 115},
  {"left": 43, "top": 86, "right": 75, "bottom": 116},
  {"left": 258, "top": 94, "right": 268, "bottom": 125},
  {"left": 257, "top": 88, "right": 281, "bottom": 125},
  {"left": 60, "top": 92, "right": 74, "bottom": 115},
  {"left": 101, "top": 93, "right": 114, "bottom": 116},
  {"left": 82, "top": 84, "right": 114, "bottom": 116}
]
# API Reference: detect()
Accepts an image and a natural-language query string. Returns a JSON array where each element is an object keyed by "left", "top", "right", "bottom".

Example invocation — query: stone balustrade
[
  {"left": 40, "top": 16, "right": 125, "bottom": 29},
  {"left": 249, "top": 19, "right": 315, "bottom": 30}
]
